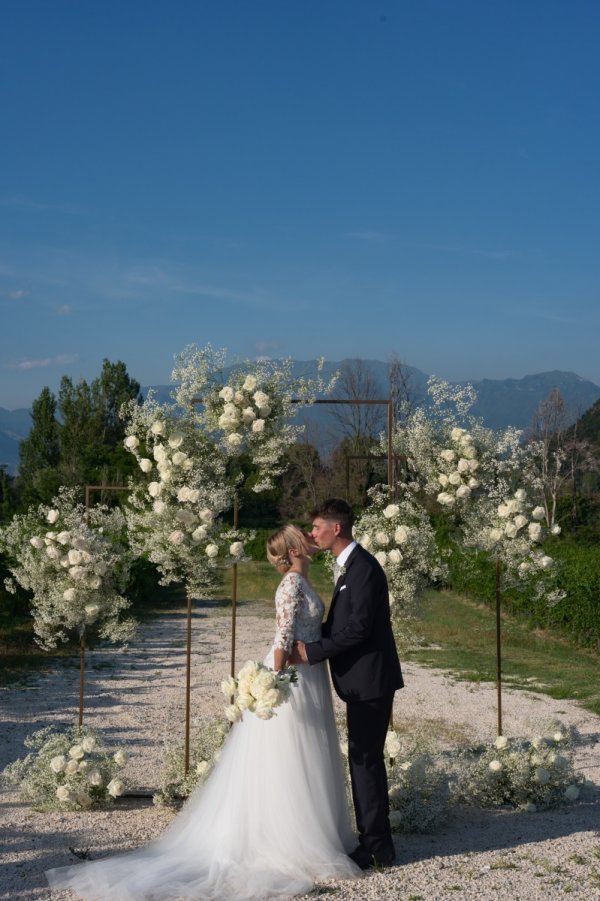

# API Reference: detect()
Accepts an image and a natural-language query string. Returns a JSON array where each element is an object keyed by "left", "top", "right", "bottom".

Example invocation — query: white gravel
[{"left": 1, "top": 598, "right": 599, "bottom": 901}]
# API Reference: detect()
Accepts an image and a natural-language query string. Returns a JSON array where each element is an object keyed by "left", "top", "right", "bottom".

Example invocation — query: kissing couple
[{"left": 47, "top": 498, "right": 404, "bottom": 900}]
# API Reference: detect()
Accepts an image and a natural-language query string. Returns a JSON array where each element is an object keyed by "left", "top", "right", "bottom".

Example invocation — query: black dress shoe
[{"left": 349, "top": 847, "right": 395, "bottom": 870}]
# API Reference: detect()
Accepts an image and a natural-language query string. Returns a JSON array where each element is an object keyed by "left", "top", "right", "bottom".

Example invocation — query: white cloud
[
  {"left": 5, "top": 354, "right": 79, "bottom": 371},
  {"left": 56, "top": 304, "right": 72, "bottom": 316},
  {"left": 8, "top": 289, "right": 28, "bottom": 300}
]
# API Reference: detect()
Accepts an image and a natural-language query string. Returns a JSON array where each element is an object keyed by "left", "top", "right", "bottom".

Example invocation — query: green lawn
[{"left": 406, "top": 590, "right": 600, "bottom": 717}]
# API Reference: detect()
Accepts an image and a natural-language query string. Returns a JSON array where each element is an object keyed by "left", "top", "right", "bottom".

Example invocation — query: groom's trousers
[{"left": 346, "top": 692, "right": 395, "bottom": 856}]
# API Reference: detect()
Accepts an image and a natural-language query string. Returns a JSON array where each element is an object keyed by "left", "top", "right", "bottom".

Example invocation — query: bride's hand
[{"left": 289, "top": 641, "right": 308, "bottom": 665}]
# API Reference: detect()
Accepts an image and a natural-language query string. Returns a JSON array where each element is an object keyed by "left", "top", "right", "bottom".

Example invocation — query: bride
[{"left": 46, "top": 525, "right": 361, "bottom": 900}]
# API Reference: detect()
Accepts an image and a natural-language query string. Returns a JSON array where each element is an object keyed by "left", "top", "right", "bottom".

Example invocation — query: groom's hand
[{"left": 289, "top": 641, "right": 308, "bottom": 664}]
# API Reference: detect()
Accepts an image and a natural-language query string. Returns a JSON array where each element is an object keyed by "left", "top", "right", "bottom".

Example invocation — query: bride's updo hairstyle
[{"left": 267, "top": 525, "right": 312, "bottom": 573}]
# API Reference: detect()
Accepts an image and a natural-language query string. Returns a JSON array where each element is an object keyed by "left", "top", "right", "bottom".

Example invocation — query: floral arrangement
[
  {"left": 221, "top": 660, "right": 298, "bottom": 722},
  {"left": 170, "top": 344, "right": 337, "bottom": 493},
  {"left": 122, "top": 393, "right": 247, "bottom": 598},
  {"left": 153, "top": 717, "right": 229, "bottom": 806},
  {"left": 0, "top": 487, "right": 134, "bottom": 649},
  {"left": 453, "top": 724, "right": 589, "bottom": 811},
  {"left": 435, "top": 427, "right": 481, "bottom": 508},
  {"left": 2, "top": 726, "right": 127, "bottom": 811},
  {"left": 353, "top": 485, "right": 446, "bottom": 642}
]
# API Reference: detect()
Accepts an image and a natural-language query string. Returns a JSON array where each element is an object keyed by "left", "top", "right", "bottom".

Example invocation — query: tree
[{"left": 17, "top": 387, "right": 61, "bottom": 506}]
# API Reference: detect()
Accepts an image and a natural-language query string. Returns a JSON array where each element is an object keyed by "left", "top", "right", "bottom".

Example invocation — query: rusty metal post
[
  {"left": 231, "top": 495, "right": 238, "bottom": 680},
  {"left": 184, "top": 588, "right": 193, "bottom": 774},
  {"left": 79, "top": 634, "right": 85, "bottom": 728},
  {"left": 495, "top": 556, "right": 503, "bottom": 736}
]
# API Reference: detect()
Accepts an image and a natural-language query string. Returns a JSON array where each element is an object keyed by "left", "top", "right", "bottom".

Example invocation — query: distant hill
[
  {"left": 2, "top": 365, "right": 600, "bottom": 474},
  {"left": 570, "top": 397, "right": 600, "bottom": 448}
]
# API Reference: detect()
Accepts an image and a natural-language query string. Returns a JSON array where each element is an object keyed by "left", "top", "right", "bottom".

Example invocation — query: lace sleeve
[{"left": 273, "top": 573, "right": 303, "bottom": 653}]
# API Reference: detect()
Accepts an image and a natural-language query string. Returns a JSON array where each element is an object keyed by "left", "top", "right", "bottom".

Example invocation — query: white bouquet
[{"left": 221, "top": 660, "right": 298, "bottom": 722}]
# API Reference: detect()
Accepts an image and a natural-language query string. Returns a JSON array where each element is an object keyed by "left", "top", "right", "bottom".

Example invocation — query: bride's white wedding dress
[{"left": 46, "top": 572, "right": 360, "bottom": 900}]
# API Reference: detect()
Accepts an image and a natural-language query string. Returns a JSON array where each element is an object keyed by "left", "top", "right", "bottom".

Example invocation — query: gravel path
[{"left": 1, "top": 599, "right": 599, "bottom": 901}]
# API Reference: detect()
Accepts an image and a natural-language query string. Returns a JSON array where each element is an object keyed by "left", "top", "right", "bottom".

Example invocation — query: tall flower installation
[
  {"left": 353, "top": 485, "right": 445, "bottom": 644},
  {"left": 0, "top": 487, "right": 133, "bottom": 725}
]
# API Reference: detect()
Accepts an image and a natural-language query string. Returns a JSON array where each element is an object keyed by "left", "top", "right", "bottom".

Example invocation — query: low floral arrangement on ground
[
  {"left": 2, "top": 726, "right": 127, "bottom": 811},
  {"left": 221, "top": 660, "right": 298, "bottom": 722},
  {"left": 153, "top": 717, "right": 229, "bottom": 807}
]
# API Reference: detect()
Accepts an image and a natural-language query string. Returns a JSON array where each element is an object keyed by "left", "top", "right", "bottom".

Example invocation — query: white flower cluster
[
  {"left": 153, "top": 717, "right": 229, "bottom": 806},
  {"left": 354, "top": 486, "right": 446, "bottom": 643},
  {"left": 122, "top": 396, "right": 239, "bottom": 598},
  {"left": 221, "top": 660, "right": 298, "bottom": 722},
  {"left": 454, "top": 723, "right": 589, "bottom": 811},
  {"left": 170, "top": 345, "right": 337, "bottom": 493},
  {"left": 436, "top": 427, "right": 480, "bottom": 507},
  {"left": 1, "top": 726, "right": 127, "bottom": 811},
  {"left": 0, "top": 488, "right": 134, "bottom": 649}
]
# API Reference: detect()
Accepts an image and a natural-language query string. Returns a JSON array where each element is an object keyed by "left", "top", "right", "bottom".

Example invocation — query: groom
[{"left": 291, "top": 498, "right": 403, "bottom": 870}]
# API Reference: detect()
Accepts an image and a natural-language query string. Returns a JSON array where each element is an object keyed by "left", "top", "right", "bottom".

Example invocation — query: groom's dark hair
[{"left": 311, "top": 498, "right": 354, "bottom": 538}]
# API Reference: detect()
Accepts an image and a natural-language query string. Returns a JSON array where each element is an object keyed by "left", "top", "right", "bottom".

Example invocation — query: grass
[{"left": 406, "top": 590, "right": 600, "bottom": 717}]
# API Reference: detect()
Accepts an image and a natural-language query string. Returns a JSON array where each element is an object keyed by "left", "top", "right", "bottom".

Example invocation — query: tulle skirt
[{"left": 46, "top": 654, "right": 360, "bottom": 900}]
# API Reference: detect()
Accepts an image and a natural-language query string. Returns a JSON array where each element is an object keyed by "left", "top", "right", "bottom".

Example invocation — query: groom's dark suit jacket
[{"left": 305, "top": 544, "right": 403, "bottom": 702}]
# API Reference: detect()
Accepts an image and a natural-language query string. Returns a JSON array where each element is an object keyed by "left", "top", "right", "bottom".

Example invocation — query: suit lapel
[{"left": 330, "top": 545, "right": 360, "bottom": 604}]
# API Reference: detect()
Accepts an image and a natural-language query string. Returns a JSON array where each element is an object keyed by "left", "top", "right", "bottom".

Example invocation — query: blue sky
[{"left": 1, "top": 0, "right": 599, "bottom": 409}]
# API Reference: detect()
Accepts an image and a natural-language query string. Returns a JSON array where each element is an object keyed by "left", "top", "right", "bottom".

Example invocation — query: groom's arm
[{"left": 304, "top": 560, "right": 383, "bottom": 664}]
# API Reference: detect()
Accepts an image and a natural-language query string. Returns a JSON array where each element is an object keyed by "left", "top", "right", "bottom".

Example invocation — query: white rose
[
  {"left": 46, "top": 545, "right": 61, "bottom": 560},
  {"left": 219, "top": 386, "right": 234, "bottom": 402},
  {"left": 218, "top": 413, "right": 235, "bottom": 430},
  {"left": 553, "top": 731, "right": 565, "bottom": 742},
  {"left": 456, "top": 485, "right": 471, "bottom": 499},
  {"left": 253, "top": 390, "right": 269, "bottom": 408},
  {"left": 468, "top": 459, "right": 480, "bottom": 472},
  {"left": 63, "top": 588, "right": 76, "bottom": 602},
  {"left": 540, "top": 555, "right": 553, "bottom": 569},
  {"left": 535, "top": 767, "right": 550, "bottom": 785},
  {"left": 528, "top": 522, "right": 542, "bottom": 542},
  {"left": 47, "top": 509, "right": 60, "bottom": 524},
  {"left": 494, "top": 735, "right": 508, "bottom": 750},
  {"left": 30, "top": 536, "right": 45, "bottom": 549},
  {"left": 153, "top": 500, "right": 167, "bottom": 514},
  {"left": 69, "top": 566, "right": 86, "bottom": 581},
  {"left": 375, "top": 531, "right": 389, "bottom": 546},
  {"left": 172, "top": 451, "right": 188, "bottom": 466},
  {"left": 383, "top": 504, "right": 399, "bottom": 519},
  {"left": 139, "top": 458, "right": 153, "bottom": 473},
  {"left": 440, "top": 449, "right": 455, "bottom": 462},
  {"left": 515, "top": 489, "right": 527, "bottom": 502},
  {"left": 450, "top": 427, "right": 465, "bottom": 441},
  {"left": 69, "top": 744, "right": 85, "bottom": 760},
  {"left": 564, "top": 784, "right": 579, "bottom": 801},
  {"left": 489, "top": 528, "right": 503, "bottom": 543},
  {"left": 107, "top": 778, "right": 125, "bottom": 798},
  {"left": 532, "top": 506, "right": 546, "bottom": 521},
  {"left": 374, "top": 551, "right": 387, "bottom": 566},
  {"left": 551, "top": 524, "right": 561, "bottom": 535},
  {"left": 227, "top": 432, "right": 243, "bottom": 447},
  {"left": 251, "top": 419, "right": 265, "bottom": 433},
  {"left": 518, "top": 561, "right": 530, "bottom": 574},
  {"left": 225, "top": 704, "right": 243, "bottom": 723},
  {"left": 65, "top": 759, "right": 79, "bottom": 776},
  {"left": 243, "top": 375, "right": 258, "bottom": 392},
  {"left": 56, "top": 531, "right": 71, "bottom": 545},
  {"left": 169, "top": 530, "right": 186, "bottom": 545},
  {"left": 81, "top": 737, "right": 96, "bottom": 753},
  {"left": 459, "top": 432, "right": 473, "bottom": 445},
  {"left": 437, "top": 492, "right": 455, "bottom": 506},
  {"left": 242, "top": 407, "right": 256, "bottom": 424},
  {"left": 78, "top": 760, "right": 88, "bottom": 773},
  {"left": 168, "top": 431, "right": 185, "bottom": 448},
  {"left": 230, "top": 542, "right": 244, "bottom": 557},
  {"left": 124, "top": 435, "right": 139, "bottom": 450},
  {"left": 457, "top": 458, "right": 470, "bottom": 473},
  {"left": 514, "top": 515, "right": 528, "bottom": 530},
  {"left": 196, "top": 760, "right": 210, "bottom": 777},
  {"left": 388, "top": 548, "right": 402, "bottom": 564},
  {"left": 394, "top": 526, "right": 409, "bottom": 544},
  {"left": 468, "top": 478, "right": 480, "bottom": 489},
  {"left": 86, "top": 767, "right": 103, "bottom": 786},
  {"left": 489, "top": 759, "right": 503, "bottom": 773},
  {"left": 187, "top": 489, "right": 200, "bottom": 503},
  {"left": 361, "top": 534, "right": 371, "bottom": 547},
  {"left": 157, "top": 463, "right": 172, "bottom": 482},
  {"left": 151, "top": 420, "right": 167, "bottom": 435},
  {"left": 192, "top": 525, "right": 208, "bottom": 543},
  {"left": 199, "top": 509, "right": 213, "bottom": 524},
  {"left": 68, "top": 549, "right": 82, "bottom": 565},
  {"left": 205, "top": 544, "right": 219, "bottom": 558},
  {"left": 438, "top": 474, "right": 449, "bottom": 487},
  {"left": 385, "top": 731, "right": 401, "bottom": 759},
  {"left": 220, "top": 675, "right": 237, "bottom": 696},
  {"left": 153, "top": 443, "right": 167, "bottom": 461},
  {"left": 507, "top": 499, "right": 521, "bottom": 514},
  {"left": 233, "top": 390, "right": 245, "bottom": 406},
  {"left": 148, "top": 482, "right": 161, "bottom": 498},
  {"left": 177, "top": 487, "right": 191, "bottom": 502},
  {"left": 505, "top": 523, "right": 518, "bottom": 539},
  {"left": 50, "top": 755, "right": 67, "bottom": 773},
  {"left": 85, "top": 604, "right": 100, "bottom": 621},
  {"left": 449, "top": 472, "right": 462, "bottom": 486},
  {"left": 463, "top": 445, "right": 477, "bottom": 459},
  {"left": 176, "top": 510, "right": 196, "bottom": 526},
  {"left": 56, "top": 785, "right": 73, "bottom": 803},
  {"left": 183, "top": 458, "right": 193, "bottom": 471},
  {"left": 113, "top": 749, "right": 127, "bottom": 766}
]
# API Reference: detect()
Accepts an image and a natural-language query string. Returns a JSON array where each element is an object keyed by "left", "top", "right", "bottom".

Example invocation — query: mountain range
[{"left": 2, "top": 363, "right": 599, "bottom": 475}]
